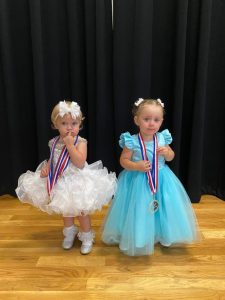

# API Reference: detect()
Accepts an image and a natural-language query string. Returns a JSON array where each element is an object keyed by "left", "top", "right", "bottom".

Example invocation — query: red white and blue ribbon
[
  {"left": 138, "top": 133, "right": 158, "bottom": 194},
  {"left": 47, "top": 135, "right": 78, "bottom": 195}
]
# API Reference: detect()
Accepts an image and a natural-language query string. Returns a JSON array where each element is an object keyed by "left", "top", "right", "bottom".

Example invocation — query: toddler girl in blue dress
[{"left": 102, "top": 98, "right": 200, "bottom": 256}]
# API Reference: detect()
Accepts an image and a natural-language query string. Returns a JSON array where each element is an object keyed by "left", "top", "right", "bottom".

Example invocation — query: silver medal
[{"left": 149, "top": 200, "right": 159, "bottom": 213}]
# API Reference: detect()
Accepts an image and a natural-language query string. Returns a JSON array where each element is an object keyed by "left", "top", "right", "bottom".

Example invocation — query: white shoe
[
  {"left": 160, "top": 242, "right": 171, "bottom": 247},
  {"left": 62, "top": 225, "right": 78, "bottom": 250},
  {"left": 77, "top": 230, "right": 95, "bottom": 255}
]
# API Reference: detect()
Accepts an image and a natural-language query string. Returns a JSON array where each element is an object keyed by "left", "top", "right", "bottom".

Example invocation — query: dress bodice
[
  {"left": 48, "top": 136, "right": 87, "bottom": 170},
  {"left": 119, "top": 130, "right": 172, "bottom": 169}
]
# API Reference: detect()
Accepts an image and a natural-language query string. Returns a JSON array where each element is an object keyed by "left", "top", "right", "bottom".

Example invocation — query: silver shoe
[
  {"left": 62, "top": 225, "right": 78, "bottom": 250},
  {"left": 77, "top": 230, "right": 95, "bottom": 255}
]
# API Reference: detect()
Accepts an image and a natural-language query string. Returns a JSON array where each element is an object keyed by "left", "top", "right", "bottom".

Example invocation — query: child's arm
[
  {"left": 63, "top": 133, "right": 87, "bottom": 169},
  {"left": 120, "top": 147, "right": 150, "bottom": 172},
  {"left": 40, "top": 160, "right": 50, "bottom": 178},
  {"left": 157, "top": 145, "right": 175, "bottom": 161}
]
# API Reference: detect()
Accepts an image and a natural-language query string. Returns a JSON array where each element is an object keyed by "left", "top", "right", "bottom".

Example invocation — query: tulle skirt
[
  {"left": 16, "top": 160, "right": 117, "bottom": 217},
  {"left": 101, "top": 165, "right": 200, "bottom": 256}
]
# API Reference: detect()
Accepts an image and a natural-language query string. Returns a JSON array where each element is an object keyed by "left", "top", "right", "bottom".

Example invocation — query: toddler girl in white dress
[{"left": 16, "top": 100, "right": 116, "bottom": 254}]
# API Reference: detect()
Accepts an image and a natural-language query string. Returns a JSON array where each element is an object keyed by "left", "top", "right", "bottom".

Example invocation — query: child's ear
[
  {"left": 159, "top": 118, "right": 164, "bottom": 127},
  {"left": 52, "top": 122, "right": 58, "bottom": 130},
  {"left": 134, "top": 116, "right": 139, "bottom": 126}
]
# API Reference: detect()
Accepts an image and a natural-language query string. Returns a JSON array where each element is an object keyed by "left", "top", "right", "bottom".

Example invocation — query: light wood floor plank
[{"left": 0, "top": 194, "right": 224, "bottom": 299}]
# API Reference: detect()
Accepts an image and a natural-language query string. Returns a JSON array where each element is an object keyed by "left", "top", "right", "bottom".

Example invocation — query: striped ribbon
[
  {"left": 47, "top": 135, "right": 78, "bottom": 195},
  {"left": 138, "top": 133, "right": 158, "bottom": 194}
]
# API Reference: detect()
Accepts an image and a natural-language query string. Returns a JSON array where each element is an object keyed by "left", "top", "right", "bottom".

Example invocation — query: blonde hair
[
  {"left": 132, "top": 98, "right": 165, "bottom": 117},
  {"left": 51, "top": 100, "right": 84, "bottom": 127}
]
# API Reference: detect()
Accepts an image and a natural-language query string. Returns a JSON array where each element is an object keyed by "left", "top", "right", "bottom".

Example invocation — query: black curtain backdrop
[
  {"left": 0, "top": 0, "right": 225, "bottom": 202},
  {"left": 0, "top": 0, "right": 116, "bottom": 194}
]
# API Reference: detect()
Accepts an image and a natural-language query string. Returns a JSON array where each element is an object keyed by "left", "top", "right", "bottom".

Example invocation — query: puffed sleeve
[
  {"left": 119, "top": 132, "right": 134, "bottom": 150},
  {"left": 161, "top": 129, "right": 173, "bottom": 145},
  {"left": 48, "top": 138, "right": 54, "bottom": 149},
  {"left": 78, "top": 136, "right": 87, "bottom": 144}
]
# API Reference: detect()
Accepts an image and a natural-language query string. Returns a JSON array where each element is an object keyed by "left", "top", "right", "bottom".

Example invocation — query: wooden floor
[{"left": 0, "top": 195, "right": 225, "bottom": 300}]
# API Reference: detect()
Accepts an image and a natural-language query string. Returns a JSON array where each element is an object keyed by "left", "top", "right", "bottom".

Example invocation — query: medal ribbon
[
  {"left": 47, "top": 135, "right": 78, "bottom": 195},
  {"left": 138, "top": 133, "right": 158, "bottom": 194}
]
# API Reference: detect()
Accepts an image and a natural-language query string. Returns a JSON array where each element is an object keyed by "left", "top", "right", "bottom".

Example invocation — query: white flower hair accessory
[
  {"left": 156, "top": 98, "right": 164, "bottom": 108},
  {"left": 134, "top": 98, "right": 144, "bottom": 106},
  {"left": 58, "top": 100, "right": 81, "bottom": 119}
]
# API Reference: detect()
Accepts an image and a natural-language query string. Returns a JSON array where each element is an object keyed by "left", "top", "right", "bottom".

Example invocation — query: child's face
[
  {"left": 134, "top": 104, "right": 163, "bottom": 137},
  {"left": 55, "top": 114, "right": 81, "bottom": 138}
]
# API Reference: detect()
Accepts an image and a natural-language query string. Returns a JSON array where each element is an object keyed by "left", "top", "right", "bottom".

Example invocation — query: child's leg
[
  {"left": 62, "top": 217, "right": 78, "bottom": 250},
  {"left": 77, "top": 215, "right": 95, "bottom": 255},
  {"left": 77, "top": 215, "right": 91, "bottom": 232},
  {"left": 63, "top": 217, "right": 75, "bottom": 227}
]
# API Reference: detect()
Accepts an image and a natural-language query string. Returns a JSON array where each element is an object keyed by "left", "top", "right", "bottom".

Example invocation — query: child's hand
[
  {"left": 63, "top": 132, "right": 75, "bottom": 147},
  {"left": 157, "top": 145, "right": 174, "bottom": 161},
  {"left": 136, "top": 160, "right": 151, "bottom": 172},
  {"left": 157, "top": 146, "right": 169, "bottom": 158},
  {"left": 40, "top": 164, "right": 49, "bottom": 178}
]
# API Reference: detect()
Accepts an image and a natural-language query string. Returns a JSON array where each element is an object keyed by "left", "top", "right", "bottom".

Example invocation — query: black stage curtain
[
  {"left": 0, "top": 0, "right": 225, "bottom": 202},
  {"left": 0, "top": 0, "right": 116, "bottom": 195},
  {"left": 113, "top": 0, "right": 225, "bottom": 202}
]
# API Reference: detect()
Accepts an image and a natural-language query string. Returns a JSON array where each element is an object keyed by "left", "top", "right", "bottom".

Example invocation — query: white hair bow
[
  {"left": 134, "top": 98, "right": 144, "bottom": 106},
  {"left": 156, "top": 98, "right": 164, "bottom": 108},
  {"left": 58, "top": 101, "right": 81, "bottom": 119}
]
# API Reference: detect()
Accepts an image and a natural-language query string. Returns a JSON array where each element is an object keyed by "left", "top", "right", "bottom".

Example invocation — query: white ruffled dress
[{"left": 16, "top": 136, "right": 117, "bottom": 217}]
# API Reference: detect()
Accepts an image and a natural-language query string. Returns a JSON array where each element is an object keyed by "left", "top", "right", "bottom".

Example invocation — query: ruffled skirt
[
  {"left": 16, "top": 160, "right": 117, "bottom": 217},
  {"left": 101, "top": 165, "right": 200, "bottom": 256}
]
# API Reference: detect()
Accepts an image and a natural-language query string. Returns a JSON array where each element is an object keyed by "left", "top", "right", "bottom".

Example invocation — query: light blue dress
[{"left": 102, "top": 130, "right": 200, "bottom": 256}]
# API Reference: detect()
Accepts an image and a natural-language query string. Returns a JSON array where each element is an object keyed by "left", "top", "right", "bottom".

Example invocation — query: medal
[
  {"left": 149, "top": 199, "right": 159, "bottom": 213},
  {"left": 138, "top": 133, "right": 159, "bottom": 213},
  {"left": 47, "top": 135, "right": 78, "bottom": 195}
]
